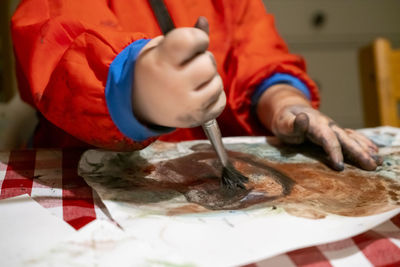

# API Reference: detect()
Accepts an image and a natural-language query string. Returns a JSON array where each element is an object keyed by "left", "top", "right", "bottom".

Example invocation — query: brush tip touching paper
[{"left": 221, "top": 163, "right": 249, "bottom": 190}]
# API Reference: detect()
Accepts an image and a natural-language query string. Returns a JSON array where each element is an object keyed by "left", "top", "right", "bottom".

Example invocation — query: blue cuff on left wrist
[{"left": 251, "top": 73, "right": 311, "bottom": 108}]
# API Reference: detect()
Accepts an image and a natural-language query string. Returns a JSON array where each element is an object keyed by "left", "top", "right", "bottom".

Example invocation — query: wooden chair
[{"left": 359, "top": 38, "right": 400, "bottom": 127}]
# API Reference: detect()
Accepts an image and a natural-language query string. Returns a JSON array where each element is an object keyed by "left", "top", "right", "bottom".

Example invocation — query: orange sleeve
[
  {"left": 11, "top": 0, "right": 154, "bottom": 150},
  {"left": 222, "top": 0, "right": 320, "bottom": 135}
]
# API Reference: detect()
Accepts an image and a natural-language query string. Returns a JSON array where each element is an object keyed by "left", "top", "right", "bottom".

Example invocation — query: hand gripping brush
[{"left": 148, "top": 0, "right": 249, "bottom": 190}]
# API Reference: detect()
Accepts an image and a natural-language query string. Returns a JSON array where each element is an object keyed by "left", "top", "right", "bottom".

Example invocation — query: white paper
[
  {"left": 23, "top": 127, "right": 398, "bottom": 267},
  {"left": 70, "top": 129, "right": 400, "bottom": 267},
  {"left": 102, "top": 203, "right": 400, "bottom": 267},
  {"left": 0, "top": 194, "right": 75, "bottom": 267},
  {"left": 23, "top": 206, "right": 400, "bottom": 267}
]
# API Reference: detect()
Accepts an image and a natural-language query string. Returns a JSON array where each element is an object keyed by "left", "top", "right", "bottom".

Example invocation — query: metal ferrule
[{"left": 202, "top": 119, "right": 229, "bottom": 167}]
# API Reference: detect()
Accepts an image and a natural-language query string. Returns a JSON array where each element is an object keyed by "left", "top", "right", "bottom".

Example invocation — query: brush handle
[
  {"left": 202, "top": 119, "right": 229, "bottom": 167},
  {"left": 148, "top": 0, "right": 175, "bottom": 34},
  {"left": 148, "top": 0, "right": 229, "bottom": 168}
]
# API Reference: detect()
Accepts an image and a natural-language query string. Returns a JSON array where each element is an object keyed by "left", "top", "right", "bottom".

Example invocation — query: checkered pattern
[
  {"left": 0, "top": 149, "right": 109, "bottom": 230},
  {"left": 0, "top": 149, "right": 399, "bottom": 266}
]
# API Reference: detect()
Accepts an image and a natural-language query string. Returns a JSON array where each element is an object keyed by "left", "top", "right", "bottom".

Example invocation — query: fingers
[
  {"left": 308, "top": 121, "right": 379, "bottom": 171},
  {"left": 344, "top": 129, "right": 382, "bottom": 165},
  {"left": 157, "top": 19, "right": 215, "bottom": 90},
  {"left": 185, "top": 87, "right": 226, "bottom": 127},
  {"left": 158, "top": 27, "right": 209, "bottom": 66},
  {"left": 194, "top": 74, "right": 225, "bottom": 112},
  {"left": 344, "top": 130, "right": 373, "bottom": 155},
  {"left": 270, "top": 103, "right": 382, "bottom": 171},
  {"left": 184, "top": 51, "right": 217, "bottom": 89},
  {"left": 307, "top": 123, "right": 344, "bottom": 171},
  {"left": 201, "top": 89, "right": 226, "bottom": 123},
  {"left": 345, "top": 129, "right": 379, "bottom": 154},
  {"left": 330, "top": 125, "right": 378, "bottom": 171},
  {"left": 170, "top": 74, "right": 225, "bottom": 128}
]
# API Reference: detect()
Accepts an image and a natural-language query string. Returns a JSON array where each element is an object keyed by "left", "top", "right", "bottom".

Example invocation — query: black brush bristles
[{"left": 221, "top": 162, "right": 249, "bottom": 190}]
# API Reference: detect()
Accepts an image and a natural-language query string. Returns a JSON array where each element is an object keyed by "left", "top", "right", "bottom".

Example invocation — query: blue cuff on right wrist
[{"left": 105, "top": 39, "right": 175, "bottom": 142}]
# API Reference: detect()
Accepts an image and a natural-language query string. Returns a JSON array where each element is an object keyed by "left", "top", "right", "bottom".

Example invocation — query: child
[{"left": 11, "top": 0, "right": 380, "bottom": 171}]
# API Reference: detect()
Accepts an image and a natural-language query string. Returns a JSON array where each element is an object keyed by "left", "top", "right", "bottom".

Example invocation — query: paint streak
[
  {"left": 112, "top": 144, "right": 400, "bottom": 219},
  {"left": 81, "top": 143, "right": 400, "bottom": 219},
  {"left": 147, "top": 150, "right": 294, "bottom": 211}
]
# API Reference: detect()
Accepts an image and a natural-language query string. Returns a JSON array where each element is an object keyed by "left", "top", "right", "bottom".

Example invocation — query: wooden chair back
[{"left": 359, "top": 38, "right": 400, "bottom": 127}]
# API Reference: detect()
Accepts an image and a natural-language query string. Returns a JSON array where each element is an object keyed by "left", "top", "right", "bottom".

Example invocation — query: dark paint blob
[
  {"left": 86, "top": 144, "right": 400, "bottom": 219},
  {"left": 133, "top": 145, "right": 400, "bottom": 219}
]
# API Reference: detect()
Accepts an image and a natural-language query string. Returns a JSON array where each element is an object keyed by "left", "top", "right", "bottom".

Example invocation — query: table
[{"left": 0, "top": 148, "right": 399, "bottom": 266}]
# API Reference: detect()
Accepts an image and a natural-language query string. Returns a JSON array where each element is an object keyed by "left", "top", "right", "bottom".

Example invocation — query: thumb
[
  {"left": 293, "top": 112, "right": 309, "bottom": 137},
  {"left": 194, "top": 16, "right": 209, "bottom": 35},
  {"left": 274, "top": 111, "right": 309, "bottom": 144}
]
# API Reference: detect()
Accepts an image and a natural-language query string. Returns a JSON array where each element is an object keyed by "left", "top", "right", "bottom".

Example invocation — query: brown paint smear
[{"left": 133, "top": 143, "right": 400, "bottom": 219}]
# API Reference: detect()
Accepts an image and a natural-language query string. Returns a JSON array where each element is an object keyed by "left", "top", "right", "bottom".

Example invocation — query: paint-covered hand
[
  {"left": 256, "top": 84, "right": 382, "bottom": 171},
  {"left": 132, "top": 17, "right": 226, "bottom": 128}
]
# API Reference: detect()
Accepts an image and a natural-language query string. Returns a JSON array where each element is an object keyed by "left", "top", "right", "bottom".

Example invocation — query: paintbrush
[
  {"left": 201, "top": 120, "right": 249, "bottom": 190},
  {"left": 148, "top": 0, "right": 249, "bottom": 190}
]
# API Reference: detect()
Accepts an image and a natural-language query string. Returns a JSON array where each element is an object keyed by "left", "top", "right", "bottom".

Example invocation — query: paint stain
[
  {"left": 82, "top": 143, "right": 400, "bottom": 220},
  {"left": 136, "top": 145, "right": 400, "bottom": 219}
]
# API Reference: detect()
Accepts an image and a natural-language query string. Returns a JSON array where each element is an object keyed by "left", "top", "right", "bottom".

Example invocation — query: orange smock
[{"left": 11, "top": 0, "right": 319, "bottom": 150}]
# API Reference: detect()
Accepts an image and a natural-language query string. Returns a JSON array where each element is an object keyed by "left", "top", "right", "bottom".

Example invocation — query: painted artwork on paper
[
  {"left": 23, "top": 127, "right": 400, "bottom": 267},
  {"left": 79, "top": 129, "right": 400, "bottom": 220}
]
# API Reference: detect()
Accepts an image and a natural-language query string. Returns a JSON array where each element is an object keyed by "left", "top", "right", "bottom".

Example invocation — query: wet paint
[
  {"left": 122, "top": 144, "right": 400, "bottom": 219},
  {"left": 80, "top": 141, "right": 400, "bottom": 220}
]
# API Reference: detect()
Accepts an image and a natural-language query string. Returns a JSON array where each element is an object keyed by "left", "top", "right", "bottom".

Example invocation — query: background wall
[
  {"left": 0, "top": 0, "right": 400, "bottom": 149},
  {"left": 263, "top": 0, "right": 400, "bottom": 128}
]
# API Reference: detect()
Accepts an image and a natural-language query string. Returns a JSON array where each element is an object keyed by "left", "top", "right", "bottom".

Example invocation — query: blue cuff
[
  {"left": 251, "top": 73, "right": 311, "bottom": 108},
  {"left": 105, "top": 39, "right": 174, "bottom": 142}
]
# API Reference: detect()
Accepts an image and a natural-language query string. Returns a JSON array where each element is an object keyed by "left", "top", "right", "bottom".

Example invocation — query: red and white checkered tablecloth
[{"left": 1, "top": 149, "right": 399, "bottom": 267}]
